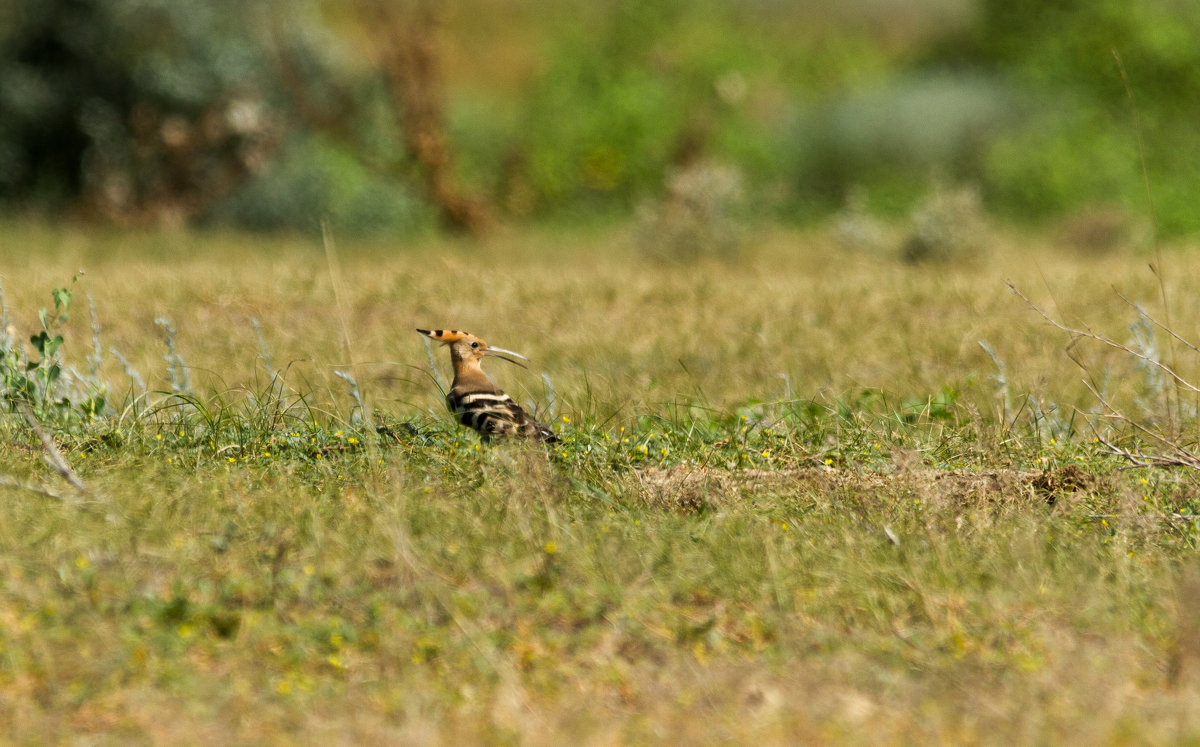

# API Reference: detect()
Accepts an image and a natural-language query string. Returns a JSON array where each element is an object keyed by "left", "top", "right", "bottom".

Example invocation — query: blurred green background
[{"left": 1, "top": 0, "right": 1197, "bottom": 238}]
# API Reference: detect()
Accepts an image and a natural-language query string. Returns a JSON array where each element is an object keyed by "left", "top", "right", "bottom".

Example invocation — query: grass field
[{"left": 2, "top": 220, "right": 1200, "bottom": 743}]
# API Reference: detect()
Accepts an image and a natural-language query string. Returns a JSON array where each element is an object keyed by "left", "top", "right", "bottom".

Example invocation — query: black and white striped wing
[{"left": 448, "top": 391, "right": 557, "bottom": 442}]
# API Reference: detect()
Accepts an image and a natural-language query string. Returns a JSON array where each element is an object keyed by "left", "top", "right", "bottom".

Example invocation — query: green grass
[{"left": 2, "top": 221, "right": 1200, "bottom": 742}]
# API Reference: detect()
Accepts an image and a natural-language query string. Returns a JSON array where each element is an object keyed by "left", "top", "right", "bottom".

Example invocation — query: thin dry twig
[
  {"left": 1079, "top": 380, "right": 1194, "bottom": 456},
  {"left": 14, "top": 400, "right": 90, "bottom": 500},
  {"left": 0, "top": 472, "right": 77, "bottom": 503},
  {"left": 1091, "top": 427, "right": 1198, "bottom": 470},
  {"left": 1010, "top": 281, "right": 1200, "bottom": 470},
  {"left": 1112, "top": 288, "right": 1200, "bottom": 356},
  {"left": 1008, "top": 282, "right": 1200, "bottom": 396}
]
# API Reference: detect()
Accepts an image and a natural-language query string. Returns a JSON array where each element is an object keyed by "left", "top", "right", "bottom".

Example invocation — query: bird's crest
[{"left": 416, "top": 328, "right": 471, "bottom": 343}]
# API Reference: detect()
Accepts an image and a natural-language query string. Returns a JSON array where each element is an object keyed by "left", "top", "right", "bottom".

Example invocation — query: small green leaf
[
  {"left": 83, "top": 395, "right": 106, "bottom": 416},
  {"left": 52, "top": 286, "right": 73, "bottom": 315}
]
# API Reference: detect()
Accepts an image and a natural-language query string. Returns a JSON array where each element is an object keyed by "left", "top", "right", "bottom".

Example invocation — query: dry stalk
[
  {"left": 1009, "top": 282, "right": 1200, "bottom": 471},
  {"left": 1008, "top": 283, "right": 1200, "bottom": 396},
  {"left": 1113, "top": 289, "right": 1200, "bottom": 355},
  {"left": 0, "top": 472, "right": 78, "bottom": 503},
  {"left": 13, "top": 400, "right": 92, "bottom": 502}
]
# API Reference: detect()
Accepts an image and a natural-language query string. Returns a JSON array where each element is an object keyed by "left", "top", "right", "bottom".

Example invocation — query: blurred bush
[
  {"left": 930, "top": 0, "right": 1200, "bottom": 236},
  {"left": 794, "top": 72, "right": 1013, "bottom": 218},
  {"left": 1054, "top": 206, "right": 1137, "bottom": 255},
  {"left": 0, "top": 0, "right": 429, "bottom": 235},
  {"left": 636, "top": 160, "right": 747, "bottom": 262},
  {"left": 205, "top": 133, "right": 432, "bottom": 236},
  {"left": 0, "top": 0, "right": 285, "bottom": 224},
  {"left": 492, "top": 0, "right": 1200, "bottom": 235},
  {"left": 502, "top": 2, "right": 705, "bottom": 216},
  {"left": 833, "top": 187, "right": 889, "bottom": 255},
  {"left": 901, "top": 183, "right": 990, "bottom": 263}
]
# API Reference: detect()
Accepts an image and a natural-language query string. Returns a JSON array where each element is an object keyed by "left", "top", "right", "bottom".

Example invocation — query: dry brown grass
[
  {"left": 4, "top": 220, "right": 1195, "bottom": 421},
  {"left": 633, "top": 463, "right": 1098, "bottom": 513}
]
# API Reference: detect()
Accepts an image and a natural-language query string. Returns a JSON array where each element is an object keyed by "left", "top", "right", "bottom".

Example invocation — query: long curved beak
[{"left": 483, "top": 346, "right": 529, "bottom": 368}]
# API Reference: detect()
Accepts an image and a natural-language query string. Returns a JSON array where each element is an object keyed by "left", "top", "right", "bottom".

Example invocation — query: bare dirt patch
[{"left": 632, "top": 463, "right": 1099, "bottom": 513}]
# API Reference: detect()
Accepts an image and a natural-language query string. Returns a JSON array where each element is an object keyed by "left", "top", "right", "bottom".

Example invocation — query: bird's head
[{"left": 416, "top": 328, "right": 528, "bottom": 368}]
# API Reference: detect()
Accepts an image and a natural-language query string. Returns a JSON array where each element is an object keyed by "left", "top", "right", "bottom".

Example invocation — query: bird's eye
[{"left": 470, "top": 342, "right": 479, "bottom": 348}]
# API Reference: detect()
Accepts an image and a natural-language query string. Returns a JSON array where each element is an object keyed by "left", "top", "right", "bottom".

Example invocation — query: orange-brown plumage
[{"left": 417, "top": 328, "right": 556, "bottom": 442}]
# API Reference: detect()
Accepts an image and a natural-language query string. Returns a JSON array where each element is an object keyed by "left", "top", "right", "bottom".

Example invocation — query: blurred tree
[
  {"left": 348, "top": 1, "right": 492, "bottom": 234},
  {"left": 267, "top": 0, "right": 494, "bottom": 234}
]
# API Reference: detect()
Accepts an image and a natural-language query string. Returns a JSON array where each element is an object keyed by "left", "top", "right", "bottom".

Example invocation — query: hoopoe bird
[{"left": 417, "top": 328, "right": 557, "bottom": 442}]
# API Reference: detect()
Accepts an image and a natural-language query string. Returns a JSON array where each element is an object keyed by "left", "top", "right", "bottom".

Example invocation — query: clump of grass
[
  {"left": 1012, "top": 278, "right": 1200, "bottom": 474},
  {"left": 155, "top": 317, "right": 192, "bottom": 395},
  {"left": 1055, "top": 205, "right": 1135, "bottom": 254},
  {"left": 902, "top": 182, "right": 989, "bottom": 263},
  {"left": 636, "top": 160, "right": 747, "bottom": 262},
  {"left": 832, "top": 186, "right": 889, "bottom": 255},
  {"left": 0, "top": 277, "right": 108, "bottom": 425}
]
